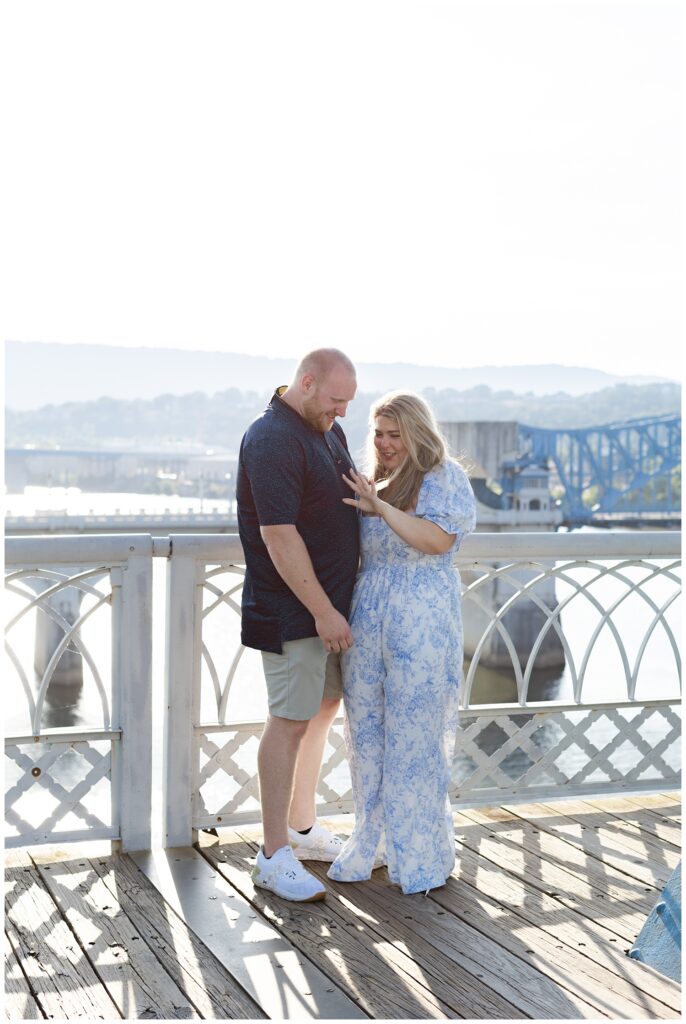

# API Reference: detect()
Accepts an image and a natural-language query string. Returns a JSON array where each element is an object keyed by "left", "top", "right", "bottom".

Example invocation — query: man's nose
[{"left": 335, "top": 402, "right": 348, "bottom": 417}]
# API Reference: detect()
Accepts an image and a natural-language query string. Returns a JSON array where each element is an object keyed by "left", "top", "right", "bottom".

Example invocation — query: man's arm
[{"left": 260, "top": 524, "right": 353, "bottom": 653}]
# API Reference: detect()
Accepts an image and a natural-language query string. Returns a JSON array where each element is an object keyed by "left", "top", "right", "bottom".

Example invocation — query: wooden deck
[{"left": 5, "top": 793, "right": 681, "bottom": 1020}]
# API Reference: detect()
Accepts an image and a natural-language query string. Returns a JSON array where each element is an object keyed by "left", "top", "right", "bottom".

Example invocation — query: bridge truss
[{"left": 516, "top": 414, "right": 681, "bottom": 525}]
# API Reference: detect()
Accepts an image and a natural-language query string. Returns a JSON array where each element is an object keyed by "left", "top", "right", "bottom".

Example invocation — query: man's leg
[
  {"left": 288, "top": 697, "right": 340, "bottom": 830},
  {"left": 258, "top": 714, "right": 308, "bottom": 857}
]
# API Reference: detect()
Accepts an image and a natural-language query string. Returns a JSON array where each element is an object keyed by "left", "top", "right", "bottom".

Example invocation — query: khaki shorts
[{"left": 261, "top": 637, "right": 343, "bottom": 721}]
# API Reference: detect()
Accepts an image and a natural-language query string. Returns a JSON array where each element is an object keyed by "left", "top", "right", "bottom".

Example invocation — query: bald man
[{"left": 236, "top": 348, "right": 359, "bottom": 901}]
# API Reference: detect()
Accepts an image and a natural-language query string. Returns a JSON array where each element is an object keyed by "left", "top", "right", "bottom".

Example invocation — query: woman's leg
[
  {"left": 382, "top": 584, "right": 461, "bottom": 893},
  {"left": 328, "top": 622, "right": 386, "bottom": 880}
]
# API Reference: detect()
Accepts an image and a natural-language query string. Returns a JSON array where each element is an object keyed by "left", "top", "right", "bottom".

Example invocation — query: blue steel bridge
[{"left": 512, "top": 413, "right": 681, "bottom": 526}]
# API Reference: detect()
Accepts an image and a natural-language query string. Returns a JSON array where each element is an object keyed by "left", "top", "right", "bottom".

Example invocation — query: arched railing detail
[
  {"left": 31, "top": 590, "right": 112, "bottom": 734},
  {"left": 5, "top": 567, "right": 113, "bottom": 733}
]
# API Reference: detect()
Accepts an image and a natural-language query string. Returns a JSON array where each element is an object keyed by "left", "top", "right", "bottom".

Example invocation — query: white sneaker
[
  {"left": 288, "top": 821, "right": 346, "bottom": 862},
  {"left": 252, "top": 845, "right": 326, "bottom": 902}
]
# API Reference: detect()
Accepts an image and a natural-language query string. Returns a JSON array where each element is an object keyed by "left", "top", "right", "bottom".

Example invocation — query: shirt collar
[
  {"left": 270, "top": 386, "right": 293, "bottom": 418},
  {"left": 270, "top": 386, "right": 324, "bottom": 436}
]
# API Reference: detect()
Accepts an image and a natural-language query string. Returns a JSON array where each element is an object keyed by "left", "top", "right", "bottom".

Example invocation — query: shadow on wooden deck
[{"left": 5, "top": 793, "right": 682, "bottom": 1019}]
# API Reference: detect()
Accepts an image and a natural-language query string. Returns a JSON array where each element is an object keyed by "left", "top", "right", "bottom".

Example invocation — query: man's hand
[
  {"left": 260, "top": 524, "right": 355, "bottom": 652},
  {"left": 315, "top": 607, "right": 354, "bottom": 653}
]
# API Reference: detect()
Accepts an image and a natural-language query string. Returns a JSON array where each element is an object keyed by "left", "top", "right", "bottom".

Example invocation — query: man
[{"left": 236, "top": 348, "right": 359, "bottom": 901}]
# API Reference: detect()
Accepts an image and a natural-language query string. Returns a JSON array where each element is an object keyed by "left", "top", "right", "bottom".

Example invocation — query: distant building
[
  {"left": 439, "top": 421, "right": 561, "bottom": 529},
  {"left": 500, "top": 461, "right": 552, "bottom": 513},
  {"left": 4, "top": 448, "right": 238, "bottom": 493}
]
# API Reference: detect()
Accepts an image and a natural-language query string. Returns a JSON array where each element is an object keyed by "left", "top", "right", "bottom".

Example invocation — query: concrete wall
[{"left": 440, "top": 421, "right": 520, "bottom": 479}]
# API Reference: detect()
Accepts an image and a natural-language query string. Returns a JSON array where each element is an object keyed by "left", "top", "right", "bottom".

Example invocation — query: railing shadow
[
  {"left": 5, "top": 796, "right": 680, "bottom": 1020},
  {"left": 200, "top": 827, "right": 590, "bottom": 1019},
  {"left": 450, "top": 798, "right": 681, "bottom": 1018},
  {"left": 6, "top": 849, "right": 264, "bottom": 1020}
]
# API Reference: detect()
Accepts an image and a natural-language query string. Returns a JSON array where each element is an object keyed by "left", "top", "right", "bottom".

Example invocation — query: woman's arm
[{"left": 342, "top": 470, "right": 455, "bottom": 555}]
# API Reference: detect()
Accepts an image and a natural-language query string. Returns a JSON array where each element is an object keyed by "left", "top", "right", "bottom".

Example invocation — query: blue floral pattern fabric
[{"left": 328, "top": 459, "right": 476, "bottom": 895}]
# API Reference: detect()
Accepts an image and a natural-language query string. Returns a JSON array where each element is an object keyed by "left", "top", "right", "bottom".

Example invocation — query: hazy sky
[{"left": 2, "top": 0, "right": 681, "bottom": 378}]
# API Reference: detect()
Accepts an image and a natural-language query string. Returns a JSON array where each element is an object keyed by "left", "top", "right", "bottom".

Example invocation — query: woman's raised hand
[{"left": 342, "top": 469, "right": 383, "bottom": 514}]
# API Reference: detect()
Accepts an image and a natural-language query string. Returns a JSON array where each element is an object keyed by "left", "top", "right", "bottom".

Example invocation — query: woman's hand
[{"left": 342, "top": 469, "right": 385, "bottom": 515}]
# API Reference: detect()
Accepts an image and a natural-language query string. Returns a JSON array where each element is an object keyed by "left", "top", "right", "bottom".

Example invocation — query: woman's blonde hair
[{"left": 368, "top": 391, "right": 451, "bottom": 511}]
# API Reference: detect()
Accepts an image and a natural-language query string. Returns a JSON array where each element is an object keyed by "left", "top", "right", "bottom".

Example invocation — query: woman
[{"left": 327, "top": 391, "right": 476, "bottom": 895}]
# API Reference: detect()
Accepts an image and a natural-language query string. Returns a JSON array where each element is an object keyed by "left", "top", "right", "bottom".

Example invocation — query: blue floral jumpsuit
[{"left": 328, "top": 460, "right": 476, "bottom": 894}]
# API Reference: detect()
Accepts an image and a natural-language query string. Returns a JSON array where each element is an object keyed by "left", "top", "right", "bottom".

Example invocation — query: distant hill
[
  {"left": 6, "top": 380, "right": 680, "bottom": 465},
  {"left": 4, "top": 340, "right": 674, "bottom": 410}
]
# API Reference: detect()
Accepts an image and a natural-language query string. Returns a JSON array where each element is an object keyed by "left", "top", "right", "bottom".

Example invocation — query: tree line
[{"left": 6, "top": 381, "right": 680, "bottom": 458}]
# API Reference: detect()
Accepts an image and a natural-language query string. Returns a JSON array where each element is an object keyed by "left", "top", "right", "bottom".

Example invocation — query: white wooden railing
[
  {"left": 163, "top": 531, "right": 681, "bottom": 845},
  {"left": 5, "top": 536, "right": 153, "bottom": 850},
  {"left": 4, "top": 531, "right": 681, "bottom": 851}
]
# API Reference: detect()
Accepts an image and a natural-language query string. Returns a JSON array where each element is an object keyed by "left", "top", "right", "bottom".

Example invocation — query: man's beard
[{"left": 302, "top": 397, "right": 333, "bottom": 432}]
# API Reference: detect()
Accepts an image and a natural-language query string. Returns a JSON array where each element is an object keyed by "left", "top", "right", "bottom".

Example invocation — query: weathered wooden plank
[
  {"left": 5, "top": 863, "right": 122, "bottom": 1020},
  {"left": 657, "top": 792, "right": 682, "bottom": 806},
  {"left": 89, "top": 854, "right": 264, "bottom": 1019},
  {"left": 227, "top": 830, "right": 529, "bottom": 1021},
  {"left": 5, "top": 849, "right": 35, "bottom": 870},
  {"left": 445, "top": 827, "right": 682, "bottom": 1014},
  {"left": 238, "top": 812, "right": 680, "bottom": 1015},
  {"left": 458, "top": 806, "right": 658, "bottom": 916},
  {"left": 5, "top": 931, "right": 43, "bottom": 1020},
  {"left": 132, "top": 846, "right": 368, "bottom": 1021},
  {"left": 621, "top": 793, "right": 682, "bottom": 821},
  {"left": 549, "top": 798, "right": 680, "bottom": 860},
  {"left": 316, "top": 818, "right": 680, "bottom": 1020},
  {"left": 452, "top": 809, "right": 649, "bottom": 942},
  {"left": 31, "top": 852, "right": 202, "bottom": 1019},
  {"left": 501, "top": 801, "right": 678, "bottom": 888},
  {"left": 233, "top": 821, "right": 673, "bottom": 1020},
  {"left": 568, "top": 798, "right": 682, "bottom": 857},
  {"left": 437, "top": 852, "right": 680, "bottom": 1018},
  {"left": 618, "top": 798, "right": 683, "bottom": 831},
  {"left": 308, "top": 864, "right": 603, "bottom": 1019},
  {"left": 201, "top": 835, "right": 460, "bottom": 1019},
  {"left": 591, "top": 795, "right": 682, "bottom": 837}
]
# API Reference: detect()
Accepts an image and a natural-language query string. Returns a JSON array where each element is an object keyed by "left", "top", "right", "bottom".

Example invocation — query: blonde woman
[{"left": 327, "top": 391, "right": 476, "bottom": 895}]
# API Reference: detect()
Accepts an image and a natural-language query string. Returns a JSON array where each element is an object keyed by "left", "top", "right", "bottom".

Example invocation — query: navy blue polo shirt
[{"left": 236, "top": 389, "right": 360, "bottom": 653}]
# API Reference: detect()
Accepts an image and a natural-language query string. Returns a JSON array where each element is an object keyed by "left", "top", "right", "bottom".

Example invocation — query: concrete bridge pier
[
  {"left": 462, "top": 563, "right": 565, "bottom": 670},
  {"left": 32, "top": 575, "right": 85, "bottom": 691}
]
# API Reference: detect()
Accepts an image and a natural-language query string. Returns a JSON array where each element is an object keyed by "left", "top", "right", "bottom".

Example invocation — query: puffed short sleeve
[{"left": 415, "top": 460, "right": 477, "bottom": 548}]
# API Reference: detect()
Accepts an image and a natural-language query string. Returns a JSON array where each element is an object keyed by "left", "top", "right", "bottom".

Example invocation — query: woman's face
[{"left": 374, "top": 415, "right": 408, "bottom": 472}]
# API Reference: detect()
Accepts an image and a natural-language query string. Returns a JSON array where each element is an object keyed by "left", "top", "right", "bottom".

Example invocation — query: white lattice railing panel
[
  {"left": 5, "top": 735, "right": 116, "bottom": 847},
  {"left": 452, "top": 702, "right": 681, "bottom": 806},
  {"left": 192, "top": 721, "right": 352, "bottom": 829},
  {"left": 5, "top": 536, "right": 153, "bottom": 850},
  {"left": 190, "top": 702, "right": 680, "bottom": 830}
]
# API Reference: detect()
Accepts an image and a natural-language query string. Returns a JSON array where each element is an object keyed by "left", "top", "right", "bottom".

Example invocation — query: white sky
[{"left": 1, "top": 0, "right": 682, "bottom": 378}]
